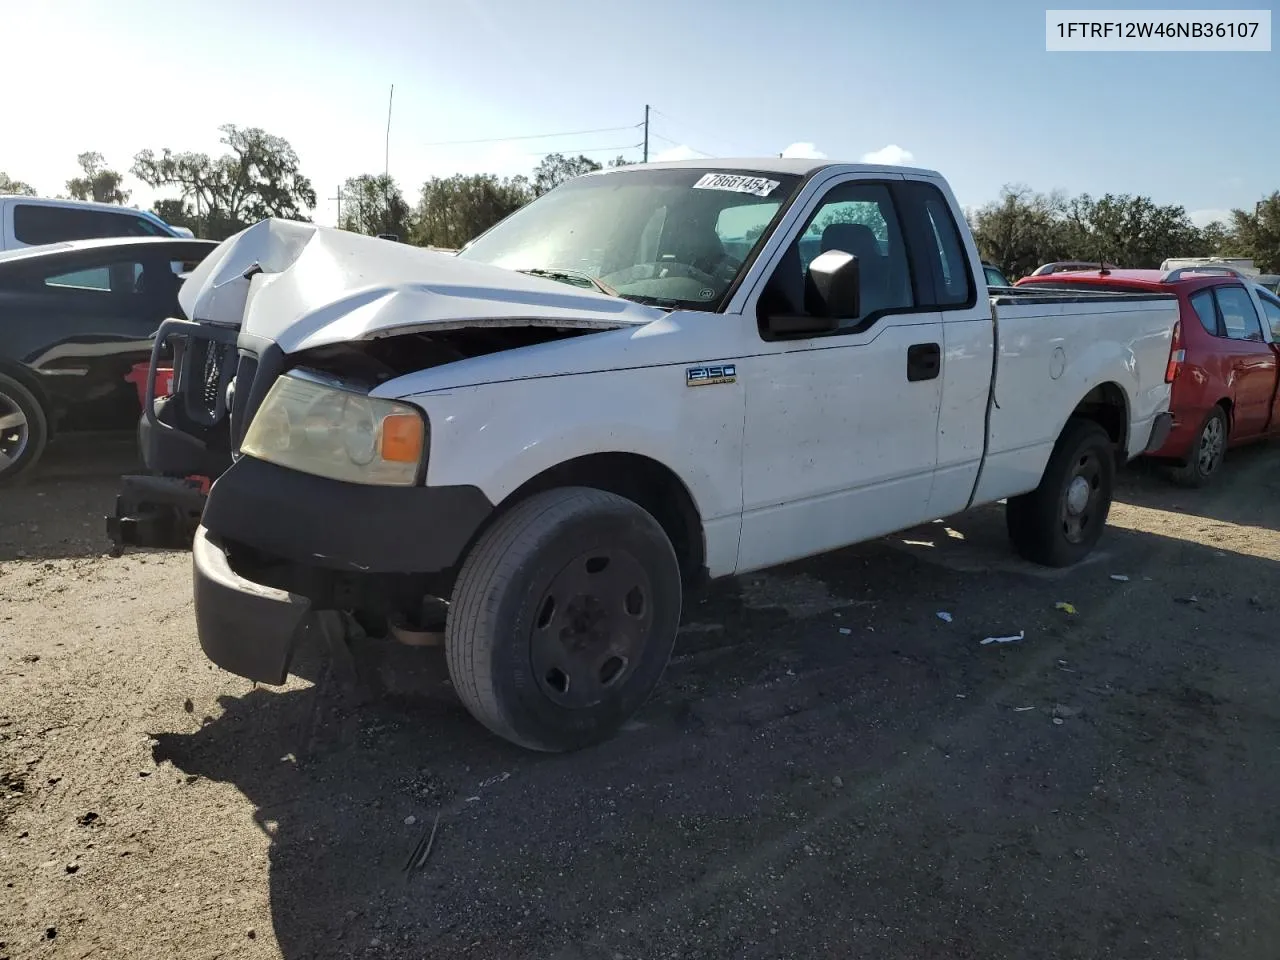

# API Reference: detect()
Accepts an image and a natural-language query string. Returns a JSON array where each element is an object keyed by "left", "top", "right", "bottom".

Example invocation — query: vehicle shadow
[
  {"left": 0, "top": 432, "right": 142, "bottom": 562},
  {"left": 1115, "top": 441, "right": 1280, "bottom": 533},
  {"left": 149, "top": 485, "right": 1280, "bottom": 959}
]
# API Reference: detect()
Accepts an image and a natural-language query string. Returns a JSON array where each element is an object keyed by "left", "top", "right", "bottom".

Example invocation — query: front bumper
[
  {"left": 193, "top": 525, "right": 313, "bottom": 684},
  {"left": 192, "top": 455, "right": 494, "bottom": 684}
]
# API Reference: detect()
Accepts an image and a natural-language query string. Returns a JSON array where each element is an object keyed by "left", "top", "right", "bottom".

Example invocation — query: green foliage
[
  {"left": 338, "top": 174, "right": 412, "bottom": 238},
  {"left": 532, "top": 153, "right": 602, "bottom": 197},
  {"left": 1227, "top": 192, "right": 1280, "bottom": 272},
  {"left": 0, "top": 171, "right": 36, "bottom": 196},
  {"left": 66, "top": 152, "right": 129, "bottom": 204},
  {"left": 970, "top": 184, "right": 1246, "bottom": 279},
  {"left": 132, "top": 124, "right": 317, "bottom": 240},
  {"left": 411, "top": 173, "right": 533, "bottom": 249}
]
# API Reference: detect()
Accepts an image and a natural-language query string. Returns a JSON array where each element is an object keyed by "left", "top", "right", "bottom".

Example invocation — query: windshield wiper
[{"left": 519, "top": 268, "right": 619, "bottom": 298}]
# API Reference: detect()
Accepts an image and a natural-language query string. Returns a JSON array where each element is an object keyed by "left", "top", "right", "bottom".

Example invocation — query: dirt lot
[{"left": 2, "top": 435, "right": 1279, "bottom": 960}]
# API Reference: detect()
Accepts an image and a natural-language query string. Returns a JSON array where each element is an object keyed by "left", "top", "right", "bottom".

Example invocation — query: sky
[{"left": 4, "top": 0, "right": 1276, "bottom": 228}]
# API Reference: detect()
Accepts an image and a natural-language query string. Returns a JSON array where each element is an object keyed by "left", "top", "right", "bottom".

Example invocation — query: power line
[
  {"left": 649, "top": 130, "right": 715, "bottom": 158},
  {"left": 649, "top": 107, "right": 741, "bottom": 155},
  {"left": 420, "top": 124, "right": 641, "bottom": 147}
]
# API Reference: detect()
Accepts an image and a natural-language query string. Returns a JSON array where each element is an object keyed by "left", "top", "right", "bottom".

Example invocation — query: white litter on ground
[{"left": 980, "top": 630, "right": 1025, "bottom": 645}]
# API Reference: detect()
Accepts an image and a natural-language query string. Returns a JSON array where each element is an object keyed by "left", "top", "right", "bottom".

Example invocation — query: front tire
[
  {"left": 445, "top": 487, "right": 682, "bottom": 752},
  {"left": 1006, "top": 418, "right": 1115, "bottom": 567},
  {"left": 0, "top": 373, "right": 49, "bottom": 486},
  {"left": 1167, "top": 406, "right": 1228, "bottom": 488}
]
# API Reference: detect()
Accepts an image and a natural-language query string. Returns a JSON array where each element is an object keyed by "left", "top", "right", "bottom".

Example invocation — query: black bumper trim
[
  {"left": 1144, "top": 412, "right": 1174, "bottom": 454},
  {"left": 200, "top": 454, "right": 494, "bottom": 574},
  {"left": 193, "top": 525, "right": 312, "bottom": 685}
]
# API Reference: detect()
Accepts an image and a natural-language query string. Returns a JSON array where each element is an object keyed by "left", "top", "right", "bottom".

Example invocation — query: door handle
[{"left": 907, "top": 342, "right": 941, "bottom": 382}]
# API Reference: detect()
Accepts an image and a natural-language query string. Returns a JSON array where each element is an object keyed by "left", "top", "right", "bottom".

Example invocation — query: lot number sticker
[{"left": 692, "top": 173, "right": 780, "bottom": 197}]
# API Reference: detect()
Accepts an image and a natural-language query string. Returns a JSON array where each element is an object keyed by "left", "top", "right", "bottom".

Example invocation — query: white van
[{"left": 0, "top": 195, "right": 186, "bottom": 251}]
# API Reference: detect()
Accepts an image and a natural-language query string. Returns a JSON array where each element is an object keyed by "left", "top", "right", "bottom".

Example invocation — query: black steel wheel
[
  {"left": 445, "top": 487, "right": 682, "bottom": 752},
  {"left": 1007, "top": 418, "right": 1115, "bottom": 567}
]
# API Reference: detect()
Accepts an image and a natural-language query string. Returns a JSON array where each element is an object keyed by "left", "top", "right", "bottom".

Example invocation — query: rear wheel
[
  {"left": 1007, "top": 418, "right": 1115, "bottom": 567},
  {"left": 1167, "top": 406, "right": 1227, "bottom": 488},
  {"left": 0, "top": 373, "right": 49, "bottom": 486},
  {"left": 445, "top": 487, "right": 682, "bottom": 752}
]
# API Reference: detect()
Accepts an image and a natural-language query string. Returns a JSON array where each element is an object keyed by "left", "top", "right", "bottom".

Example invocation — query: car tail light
[{"left": 1165, "top": 319, "right": 1184, "bottom": 383}]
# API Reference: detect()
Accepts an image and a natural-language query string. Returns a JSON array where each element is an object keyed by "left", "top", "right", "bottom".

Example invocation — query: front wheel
[
  {"left": 1006, "top": 418, "right": 1115, "bottom": 567},
  {"left": 445, "top": 487, "right": 683, "bottom": 752}
]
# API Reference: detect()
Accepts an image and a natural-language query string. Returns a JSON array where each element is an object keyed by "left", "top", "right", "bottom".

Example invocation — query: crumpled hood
[{"left": 177, "top": 219, "right": 665, "bottom": 355}]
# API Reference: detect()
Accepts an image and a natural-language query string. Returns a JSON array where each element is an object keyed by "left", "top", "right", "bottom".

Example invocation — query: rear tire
[
  {"left": 1007, "top": 418, "right": 1115, "bottom": 567},
  {"left": 445, "top": 487, "right": 682, "bottom": 752},
  {"left": 0, "top": 373, "right": 49, "bottom": 486},
  {"left": 1166, "top": 406, "right": 1228, "bottom": 488}
]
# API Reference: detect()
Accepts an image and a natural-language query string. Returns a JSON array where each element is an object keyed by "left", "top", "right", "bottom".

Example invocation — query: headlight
[{"left": 240, "top": 374, "right": 426, "bottom": 486}]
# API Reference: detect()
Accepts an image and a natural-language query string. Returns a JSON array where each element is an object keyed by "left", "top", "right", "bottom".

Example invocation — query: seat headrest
[{"left": 820, "top": 222, "right": 880, "bottom": 260}]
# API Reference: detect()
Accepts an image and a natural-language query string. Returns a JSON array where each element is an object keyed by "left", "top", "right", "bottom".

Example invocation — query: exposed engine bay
[{"left": 290, "top": 323, "right": 598, "bottom": 387}]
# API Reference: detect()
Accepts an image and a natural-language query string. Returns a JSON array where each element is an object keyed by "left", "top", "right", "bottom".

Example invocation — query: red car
[{"left": 1017, "top": 264, "right": 1280, "bottom": 485}]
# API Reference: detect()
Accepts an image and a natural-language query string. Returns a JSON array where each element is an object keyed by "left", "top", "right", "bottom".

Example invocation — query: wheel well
[
  {"left": 1217, "top": 397, "right": 1233, "bottom": 427},
  {"left": 497, "top": 453, "right": 707, "bottom": 587},
  {"left": 1070, "top": 382, "right": 1128, "bottom": 451}
]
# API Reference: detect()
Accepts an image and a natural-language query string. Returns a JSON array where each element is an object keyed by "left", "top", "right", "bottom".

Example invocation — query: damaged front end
[{"left": 105, "top": 218, "right": 652, "bottom": 554}]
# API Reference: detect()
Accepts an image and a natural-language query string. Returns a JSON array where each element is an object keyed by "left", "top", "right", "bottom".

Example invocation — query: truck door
[{"left": 733, "top": 175, "right": 945, "bottom": 572}]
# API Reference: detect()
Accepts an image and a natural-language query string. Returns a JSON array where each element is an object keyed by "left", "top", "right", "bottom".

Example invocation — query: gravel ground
[{"left": 2, "top": 435, "right": 1279, "bottom": 960}]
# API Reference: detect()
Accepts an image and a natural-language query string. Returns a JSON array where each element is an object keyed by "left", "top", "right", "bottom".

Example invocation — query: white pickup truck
[{"left": 162, "top": 159, "right": 1180, "bottom": 752}]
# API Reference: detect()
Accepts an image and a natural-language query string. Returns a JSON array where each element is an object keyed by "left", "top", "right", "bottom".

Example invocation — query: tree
[
  {"left": 1227, "top": 193, "right": 1280, "bottom": 272},
  {"left": 131, "top": 124, "right": 317, "bottom": 240},
  {"left": 1059, "top": 193, "right": 1206, "bottom": 267},
  {"left": 411, "top": 173, "right": 532, "bottom": 249},
  {"left": 532, "top": 153, "right": 601, "bottom": 197},
  {"left": 66, "top": 152, "right": 130, "bottom": 204},
  {"left": 608, "top": 155, "right": 633, "bottom": 168},
  {"left": 338, "top": 174, "right": 412, "bottom": 238},
  {"left": 0, "top": 171, "right": 36, "bottom": 196},
  {"left": 969, "top": 185, "right": 1071, "bottom": 279}
]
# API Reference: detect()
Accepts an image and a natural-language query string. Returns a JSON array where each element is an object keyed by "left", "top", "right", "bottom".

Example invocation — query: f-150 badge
[{"left": 686, "top": 364, "right": 736, "bottom": 386}]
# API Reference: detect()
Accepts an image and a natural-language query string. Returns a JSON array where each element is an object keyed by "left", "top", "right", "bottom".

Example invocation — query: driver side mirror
[{"left": 762, "top": 249, "right": 861, "bottom": 336}]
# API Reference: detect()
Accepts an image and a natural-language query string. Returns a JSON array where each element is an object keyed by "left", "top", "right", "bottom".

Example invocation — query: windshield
[{"left": 456, "top": 167, "right": 804, "bottom": 310}]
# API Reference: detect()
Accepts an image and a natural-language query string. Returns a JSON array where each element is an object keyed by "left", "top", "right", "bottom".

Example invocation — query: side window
[
  {"left": 43, "top": 258, "right": 147, "bottom": 295},
  {"left": 1214, "top": 286, "right": 1265, "bottom": 341},
  {"left": 1189, "top": 289, "right": 1219, "bottom": 335},
  {"left": 984, "top": 266, "right": 1008, "bottom": 288},
  {"left": 761, "top": 181, "right": 913, "bottom": 330},
  {"left": 13, "top": 205, "right": 88, "bottom": 245},
  {"left": 1259, "top": 294, "right": 1280, "bottom": 341},
  {"left": 916, "top": 188, "right": 974, "bottom": 306}
]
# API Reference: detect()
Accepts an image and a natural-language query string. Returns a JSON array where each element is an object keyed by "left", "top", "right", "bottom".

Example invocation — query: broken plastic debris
[
  {"left": 1013, "top": 706, "right": 1035, "bottom": 712},
  {"left": 1052, "top": 717, "right": 1065, "bottom": 725},
  {"left": 1174, "top": 595, "right": 1199, "bottom": 604},
  {"left": 838, "top": 627, "right": 853, "bottom": 635},
  {"left": 936, "top": 611, "right": 953, "bottom": 623},
  {"left": 1054, "top": 601, "right": 1077, "bottom": 615},
  {"left": 980, "top": 630, "right": 1025, "bottom": 645},
  {"left": 478, "top": 772, "right": 511, "bottom": 788},
  {"left": 1109, "top": 575, "right": 1130, "bottom": 582}
]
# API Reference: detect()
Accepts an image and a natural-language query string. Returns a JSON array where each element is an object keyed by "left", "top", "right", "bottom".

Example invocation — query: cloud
[
  {"left": 780, "top": 142, "right": 826, "bottom": 159},
  {"left": 1188, "top": 208, "right": 1232, "bottom": 228},
  {"left": 652, "top": 144, "right": 703, "bottom": 162},
  {"left": 861, "top": 144, "right": 914, "bottom": 166}
]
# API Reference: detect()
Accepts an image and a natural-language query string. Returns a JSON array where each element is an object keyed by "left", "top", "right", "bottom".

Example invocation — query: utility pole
[
  {"left": 330, "top": 185, "right": 343, "bottom": 227},
  {"left": 384, "top": 84, "right": 394, "bottom": 235},
  {"left": 643, "top": 104, "right": 650, "bottom": 163}
]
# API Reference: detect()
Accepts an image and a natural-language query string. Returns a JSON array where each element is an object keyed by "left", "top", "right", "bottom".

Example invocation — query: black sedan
[{"left": 0, "top": 236, "right": 218, "bottom": 482}]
